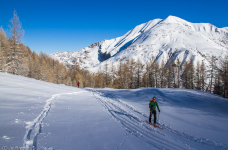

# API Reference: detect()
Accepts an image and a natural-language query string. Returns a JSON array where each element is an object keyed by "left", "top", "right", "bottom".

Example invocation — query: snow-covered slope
[
  {"left": 1, "top": 73, "right": 228, "bottom": 150},
  {"left": 50, "top": 16, "right": 228, "bottom": 71}
]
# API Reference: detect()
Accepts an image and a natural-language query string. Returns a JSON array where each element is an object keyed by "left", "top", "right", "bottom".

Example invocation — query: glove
[{"left": 158, "top": 110, "right": 161, "bottom": 112}]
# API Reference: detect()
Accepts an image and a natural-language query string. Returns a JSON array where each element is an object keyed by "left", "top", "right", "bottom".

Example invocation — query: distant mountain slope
[{"left": 50, "top": 16, "right": 228, "bottom": 71}]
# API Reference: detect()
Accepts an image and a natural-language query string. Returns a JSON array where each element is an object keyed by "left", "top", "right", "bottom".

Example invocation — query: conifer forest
[{"left": 1, "top": 10, "right": 228, "bottom": 98}]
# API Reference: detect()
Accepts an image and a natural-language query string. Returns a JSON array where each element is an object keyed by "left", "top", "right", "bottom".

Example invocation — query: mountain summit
[{"left": 50, "top": 16, "right": 228, "bottom": 71}]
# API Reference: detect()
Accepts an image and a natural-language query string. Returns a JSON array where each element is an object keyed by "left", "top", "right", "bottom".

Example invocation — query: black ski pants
[{"left": 149, "top": 110, "right": 157, "bottom": 124}]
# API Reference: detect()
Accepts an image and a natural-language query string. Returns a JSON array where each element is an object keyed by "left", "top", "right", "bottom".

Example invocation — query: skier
[
  {"left": 77, "top": 81, "right": 80, "bottom": 88},
  {"left": 149, "top": 97, "right": 160, "bottom": 125}
]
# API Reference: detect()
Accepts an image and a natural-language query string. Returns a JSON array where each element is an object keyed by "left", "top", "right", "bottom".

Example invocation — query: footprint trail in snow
[{"left": 23, "top": 91, "right": 84, "bottom": 150}]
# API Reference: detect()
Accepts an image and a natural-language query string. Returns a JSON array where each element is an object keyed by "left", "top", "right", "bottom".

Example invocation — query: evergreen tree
[
  {"left": 95, "top": 70, "right": 104, "bottom": 88},
  {"left": 144, "top": 57, "right": 155, "bottom": 87},
  {"left": 53, "top": 60, "right": 63, "bottom": 84},
  {"left": 31, "top": 51, "right": 41, "bottom": 80},
  {"left": 208, "top": 55, "right": 216, "bottom": 93},
  {"left": 213, "top": 74, "right": 222, "bottom": 95},
  {"left": 182, "top": 61, "right": 189, "bottom": 89},
  {"left": 219, "top": 55, "right": 228, "bottom": 97},
  {"left": 166, "top": 64, "right": 173, "bottom": 88},
  {"left": 128, "top": 58, "right": 136, "bottom": 89},
  {"left": 160, "top": 60, "right": 166, "bottom": 88},
  {"left": 172, "top": 64, "right": 178, "bottom": 88},
  {"left": 148, "top": 59, "right": 155, "bottom": 87},
  {"left": 40, "top": 57, "right": 49, "bottom": 82},
  {"left": 109, "top": 62, "right": 116, "bottom": 88},
  {"left": 176, "top": 58, "right": 181, "bottom": 88},
  {"left": 154, "top": 61, "right": 160, "bottom": 88},
  {"left": 142, "top": 62, "right": 150, "bottom": 87},
  {"left": 189, "top": 61, "right": 195, "bottom": 89},
  {"left": 122, "top": 62, "right": 131, "bottom": 89},
  {"left": 8, "top": 10, "right": 25, "bottom": 75},
  {"left": 114, "top": 59, "right": 124, "bottom": 89},
  {"left": 116, "top": 59, "right": 123, "bottom": 88},
  {"left": 200, "top": 61, "right": 207, "bottom": 91},
  {"left": 135, "top": 58, "right": 142, "bottom": 88},
  {"left": 195, "top": 61, "right": 201, "bottom": 90},
  {"left": 0, "top": 27, "right": 9, "bottom": 72},
  {"left": 65, "top": 77, "right": 72, "bottom": 86},
  {"left": 103, "top": 61, "right": 109, "bottom": 87}
]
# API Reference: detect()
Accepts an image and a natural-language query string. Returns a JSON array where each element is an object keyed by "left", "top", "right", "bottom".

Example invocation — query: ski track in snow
[
  {"left": 23, "top": 91, "right": 84, "bottom": 150},
  {"left": 87, "top": 89, "right": 228, "bottom": 150},
  {"left": 21, "top": 88, "right": 228, "bottom": 150}
]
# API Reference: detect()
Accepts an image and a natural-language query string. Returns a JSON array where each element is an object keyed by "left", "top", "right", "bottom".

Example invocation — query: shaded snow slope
[
  {"left": 1, "top": 73, "right": 228, "bottom": 150},
  {"left": 50, "top": 15, "right": 228, "bottom": 71}
]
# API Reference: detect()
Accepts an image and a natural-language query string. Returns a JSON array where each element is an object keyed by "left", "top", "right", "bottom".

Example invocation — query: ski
[{"left": 146, "top": 120, "right": 163, "bottom": 130}]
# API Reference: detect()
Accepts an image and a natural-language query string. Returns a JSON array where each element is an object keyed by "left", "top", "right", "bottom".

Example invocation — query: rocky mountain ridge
[{"left": 50, "top": 16, "right": 228, "bottom": 72}]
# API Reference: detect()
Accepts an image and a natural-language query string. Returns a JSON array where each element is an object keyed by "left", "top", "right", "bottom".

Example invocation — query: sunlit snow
[{"left": 0, "top": 73, "right": 228, "bottom": 150}]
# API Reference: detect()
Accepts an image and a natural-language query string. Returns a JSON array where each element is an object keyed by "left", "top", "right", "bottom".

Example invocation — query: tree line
[
  {"left": 0, "top": 10, "right": 228, "bottom": 98},
  {"left": 0, "top": 10, "right": 91, "bottom": 87},
  {"left": 93, "top": 56, "right": 228, "bottom": 98}
]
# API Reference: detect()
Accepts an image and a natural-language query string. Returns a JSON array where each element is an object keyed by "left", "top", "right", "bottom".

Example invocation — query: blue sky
[{"left": 0, "top": 0, "right": 228, "bottom": 55}]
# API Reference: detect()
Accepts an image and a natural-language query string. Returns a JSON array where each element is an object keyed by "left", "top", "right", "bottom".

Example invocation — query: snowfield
[
  {"left": 1, "top": 73, "right": 228, "bottom": 150},
  {"left": 50, "top": 15, "right": 228, "bottom": 72}
]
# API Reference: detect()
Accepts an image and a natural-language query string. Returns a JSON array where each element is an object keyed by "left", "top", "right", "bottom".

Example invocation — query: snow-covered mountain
[
  {"left": 1, "top": 72, "right": 228, "bottom": 150},
  {"left": 50, "top": 16, "right": 228, "bottom": 71}
]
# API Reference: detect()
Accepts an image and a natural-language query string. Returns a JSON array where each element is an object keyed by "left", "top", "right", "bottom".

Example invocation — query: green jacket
[{"left": 149, "top": 101, "right": 159, "bottom": 111}]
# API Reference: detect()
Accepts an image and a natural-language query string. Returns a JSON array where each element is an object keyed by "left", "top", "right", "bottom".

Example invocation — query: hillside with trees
[{"left": 0, "top": 10, "right": 228, "bottom": 98}]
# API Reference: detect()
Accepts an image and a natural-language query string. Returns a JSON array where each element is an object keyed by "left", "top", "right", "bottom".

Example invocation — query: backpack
[{"left": 149, "top": 100, "right": 154, "bottom": 108}]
